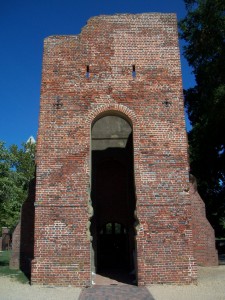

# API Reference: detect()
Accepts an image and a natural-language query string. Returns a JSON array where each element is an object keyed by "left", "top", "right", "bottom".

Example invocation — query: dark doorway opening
[
  {"left": 98, "top": 222, "right": 129, "bottom": 269},
  {"left": 91, "top": 115, "right": 137, "bottom": 285}
]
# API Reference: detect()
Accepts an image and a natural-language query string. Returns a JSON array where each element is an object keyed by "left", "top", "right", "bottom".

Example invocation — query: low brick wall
[
  {"left": 1, "top": 227, "right": 11, "bottom": 251},
  {"left": 190, "top": 175, "right": 218, "bottom": 266},
  {"left": 9, "top": 222, "right": 20, "bottom": 269}
]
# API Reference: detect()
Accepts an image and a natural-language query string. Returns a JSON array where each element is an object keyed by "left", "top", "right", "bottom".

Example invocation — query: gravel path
[
  {"left": 0, "top": 276, "right": 82, "bottom": 300},
  {"left": 148, "top": 266, "right": 225, "bottom": 300},
  {"left": 0, "top": 266, "right": 225, "bottom": 300}
]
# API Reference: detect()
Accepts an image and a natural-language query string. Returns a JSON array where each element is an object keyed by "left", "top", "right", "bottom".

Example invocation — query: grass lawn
[{"left": 0, "top": 250, "right": 29, "bottom": 284}]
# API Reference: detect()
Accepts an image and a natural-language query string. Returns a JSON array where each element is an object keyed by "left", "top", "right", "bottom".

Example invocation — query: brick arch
[
  {"left": 87, "top": 104, "right": 140, "bottom": 148},
  {"left": 91, "top": 110, "right": 133, "bottom": 129},
  {"left": 87, "top": 104, "right": 136, "bottom": 127}
]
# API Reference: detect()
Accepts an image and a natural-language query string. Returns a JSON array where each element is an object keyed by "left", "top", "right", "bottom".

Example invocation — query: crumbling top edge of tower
[{"left": 43, "top": 12, "right": 178, "bottom": 43}]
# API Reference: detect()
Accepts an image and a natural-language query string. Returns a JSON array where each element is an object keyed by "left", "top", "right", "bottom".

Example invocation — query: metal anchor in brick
[
  {"left": 162, "top": 99, "right": 172, "bottom": 107},
  {"left": 54, "top": 96, "right": 63, "bottom": 109}
]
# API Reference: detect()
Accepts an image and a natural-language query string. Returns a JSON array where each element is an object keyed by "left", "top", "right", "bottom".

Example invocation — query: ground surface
[{"left": 0, "top": 266, "right": 225, "bottom": 300}]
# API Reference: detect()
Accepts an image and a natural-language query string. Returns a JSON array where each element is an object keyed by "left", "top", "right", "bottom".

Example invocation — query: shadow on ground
[{"left": 96, "top": 267, "right": 136, "bottom": 285}]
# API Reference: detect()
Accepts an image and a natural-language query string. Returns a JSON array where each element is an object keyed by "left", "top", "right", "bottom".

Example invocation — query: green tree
[
  {"left": 179, "top": 0, "right": 225, "bottom": 236},
  {"left": 0, "top": 140, "right": 35, "bottom": 229}
]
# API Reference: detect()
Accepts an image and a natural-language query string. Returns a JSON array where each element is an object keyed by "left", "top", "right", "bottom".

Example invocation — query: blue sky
[{"left": 0, "top": 0, "right": 194, "bottom": 147}]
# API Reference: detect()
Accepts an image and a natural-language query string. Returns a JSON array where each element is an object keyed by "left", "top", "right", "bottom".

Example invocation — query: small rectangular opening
[
  {"left": 86, "top": 65, "right": 90, "bottom": 78},
  {"left": 132, "top": 65, "right": 136, "bottom": 78}
]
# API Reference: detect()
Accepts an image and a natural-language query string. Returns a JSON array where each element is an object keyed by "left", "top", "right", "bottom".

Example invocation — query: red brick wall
[
  {"left": 190, "top": 175, "right": 218, "bottom": 266},
  {"left": 9, "top": 222, "right": 20, "bottom": 269},
  {"left": 33, "top": 13, "right": 198, "bottom": 286}
]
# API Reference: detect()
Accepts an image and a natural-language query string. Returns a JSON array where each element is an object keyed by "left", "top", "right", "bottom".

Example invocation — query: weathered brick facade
[{"left": 32, "top": 13, "right": 216, "bottom": 287}]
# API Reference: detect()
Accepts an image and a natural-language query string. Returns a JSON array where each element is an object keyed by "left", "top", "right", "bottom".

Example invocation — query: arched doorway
[{"left": 90, "top": 114, "right": 137, "bottom": 284}]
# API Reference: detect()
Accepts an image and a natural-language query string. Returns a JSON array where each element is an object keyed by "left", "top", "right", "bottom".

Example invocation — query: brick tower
[{"left": 32, "top": 13, "right": 202, "bottom": 286}]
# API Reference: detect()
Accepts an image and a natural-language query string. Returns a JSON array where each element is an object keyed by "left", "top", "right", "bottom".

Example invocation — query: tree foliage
[
  {"left": 0, "top": 140, "right": 35, "bottom": 230},
  {"left": 179, "top": 0, "right": 225, "bottom": 236}
]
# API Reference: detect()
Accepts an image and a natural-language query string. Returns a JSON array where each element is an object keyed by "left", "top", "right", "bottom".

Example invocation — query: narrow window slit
[
  {"left": 86, "top": 65, "right": 90, "bottom": 78},
  {"left": 132, "top": 65, "right": 136, "bottom": 78}
]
